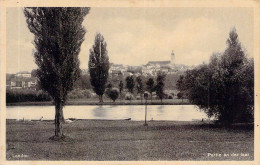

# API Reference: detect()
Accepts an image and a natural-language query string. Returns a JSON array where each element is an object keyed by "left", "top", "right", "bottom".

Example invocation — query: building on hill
[
  {"left": 9, "top": 77, "right": 37, "bottom": 89},
  {"left": 15, "top": 71, "right": 31, "bottom": 78},
  {"left": 6, "top": 71, "right": 37, "bottom": 89},
  {"left": 127, "top": 66, "right": 142, "bottom": 74},
  {"left": 147, "top": 61, "right": 171, "bottom": 66},
  {"left": 171, "top": 50, "right": 175, "bottom": 66},
  {"left": 160, "top": 65, "right": 171, "bottom": 73},
  {"left": 147, "top": 50, "right": 175, "bottom": 67},
  {"left": 111, "top": 70, "right": 123, "bottom": 79},
  {"left": 123, "top": 72, "right": 133, "bottom": 77}
]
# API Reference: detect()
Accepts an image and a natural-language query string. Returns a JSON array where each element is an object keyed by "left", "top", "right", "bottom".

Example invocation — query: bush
[
  {"left": 168, "top": 94, "right": 174, "bottom": 99},
  {"left": 136, "top": 95, "right": 141, "bottom": 100},
  {"left": 6, "top": 89, "right": 51, "bottom": 103},
  {"left": 177, "top": 92, "right": 183, "bottom": 99},
  {"left": 68, "top": 89, "right": 93, "bottom": 99},
  {"left": 35, "top": 90, "right": 51, "bottom": 101},
  {"left": 68, "top": 92, "right": 77, "bottom": 99},
  {"left": 82, "top": 90, "right": 92, "bottom": 98},
  {"left": 107, "top": 88, "right": 119, "bottom": 102},
  {"left": 125, "top": 92, "right": 135, "bottom": 100}
]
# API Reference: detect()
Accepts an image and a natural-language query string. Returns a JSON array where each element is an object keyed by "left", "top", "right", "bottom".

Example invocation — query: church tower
[{"left": 171, "top": 50, "right": 175, "bottom": 65}]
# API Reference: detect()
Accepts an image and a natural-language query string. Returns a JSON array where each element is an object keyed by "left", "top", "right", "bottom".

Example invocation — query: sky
[{"left": 6, "top": 7, "right": 254, "bottom": 74}]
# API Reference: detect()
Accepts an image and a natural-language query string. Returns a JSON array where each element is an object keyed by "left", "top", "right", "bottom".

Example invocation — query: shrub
[
  {"left": 107, "top": 88, "right": 119, "bottom": 102},
  {"left": 136, "top": 95, "right": 141, "bottom": 100},
  {"left": 177, "top": 92, "right": 183, "bottom": 99},
  {"left": 125, "top": 92, "right": 135, "bottom": 100},
  {"left": 68, "top": 92, "right": 77, "bottom": 99},
  {"left": 6, "top": 89, "right": 51, "bottom": 103},
  {"left": 82, "top": 90, "right": 92, "bottom": 98},
  {"left": 68, "top": 89, "right": 93, "bottom": 99},
  {"left": 168, "top": 94, "right": 174, "bottom": 99}
]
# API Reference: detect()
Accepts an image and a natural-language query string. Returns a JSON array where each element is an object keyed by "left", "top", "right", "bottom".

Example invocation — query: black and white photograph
[{"left": 1, "top": 0, "right": 259, "bottom": 164}]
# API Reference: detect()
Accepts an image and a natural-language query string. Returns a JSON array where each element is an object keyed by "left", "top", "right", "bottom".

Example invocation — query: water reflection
[
  {"left": 92, "top": 105, "right": 108, "bottom": 118},
  {"left": 6, "top": 105, "right": 209, "bottom": 121},
  {"left": 157, "top": 105, "right": 165, "bottom": 113}
]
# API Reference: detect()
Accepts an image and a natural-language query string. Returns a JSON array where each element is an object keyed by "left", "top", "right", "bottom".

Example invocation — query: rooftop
[
  {"left": 16, "top": 71, "right": 31, "bottom": 74},
  {"left": 147, "top": 61, "right": 171, "bottom": 65}
]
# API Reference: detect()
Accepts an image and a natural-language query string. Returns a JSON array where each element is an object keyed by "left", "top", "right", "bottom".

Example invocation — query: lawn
[{"left": 6, "top": 119, "right": 253, "bottom": 161}]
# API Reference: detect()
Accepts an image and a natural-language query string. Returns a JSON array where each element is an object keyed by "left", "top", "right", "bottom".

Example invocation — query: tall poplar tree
[
  {"left": 89, "top": 33, "right": 109, "bottom": 103},
  {"left": 24, "top": 7, "right": 90, "bottom": 139},
  {"left": 136, "top": 76, "right": 144, "bottom": 102},
  {"left": 125, "top": 76, "right": 135, "bottom": 93},
  {"left": 156, "top": 72, "right": 166, "bottom": 104},
  {"left": 146, "top": 78, "right": 154, "bottom": 101},
  {"left": 119, "top": 80, "right": 124, "bottom": 101}
]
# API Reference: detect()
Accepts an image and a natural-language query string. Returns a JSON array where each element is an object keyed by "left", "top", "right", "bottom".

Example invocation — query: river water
[{"left": 6, "top": 105, "right": 209, "bottom": 121}]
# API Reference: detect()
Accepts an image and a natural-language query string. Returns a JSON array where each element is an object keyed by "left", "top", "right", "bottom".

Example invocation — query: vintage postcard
[{"left": 0, "top": 0, "right": 259, "bottom": 165}]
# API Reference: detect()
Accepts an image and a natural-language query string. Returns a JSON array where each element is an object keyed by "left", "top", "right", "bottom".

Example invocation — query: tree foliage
[
  {"left": 125, "top": 76, "right": 135, "bottom": 93},
  {"left": 74, "top": 74, "right": 92, "bottom": 89},
  {"left": 178, "top": 28, "right": 254, "bottom": 124},
  {"left": 106, "top": 82, "right": 113, "bottom": 89},
  {"left": 119, "top": 80, "right": 124, "bottom": 101},
  {"left": 176, "top": 75, "right": 185, "bottom": 92},
  {"left": 24, "top": 7, "right": 90, "bottom": 138},
  {"left": 146, "top": 78, "right": 154, "bottom": 100},
  {"left": 177, "top": 92, "right": 183, "bottom": 99},
  {"left": 155, "top": 72, "right": 166, "bottom": 104},
  {"left": 88, "top": 33, "right": 109, "bottom": 103},
  {"left": 136, "top": 76, "right": 144, "bottom": 102},
  {"left": 107, "top": 87, "right": 119, "bottom": 102},
  {"left": 136, "top": 76, "right": 144, "bottom": 94},
  {"left": 119, "top": 80, "right": 124, "bottom": 94},
  {"left": 31, "top": 69, "right": 37, "bottom": 78}
]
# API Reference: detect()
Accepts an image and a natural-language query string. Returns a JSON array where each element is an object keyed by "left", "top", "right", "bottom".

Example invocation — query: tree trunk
[
  {"left": 99, "top": 95, "right": 103, "bottom": 103},
  {"left": 150, "top": 92, "right": 153, "bottom": 103},
  {"left": 60, "top": 107, "right": 65, "bottom": 123},
  {"left": 54, "top": 101, "right": 64, "bottom": 138}
]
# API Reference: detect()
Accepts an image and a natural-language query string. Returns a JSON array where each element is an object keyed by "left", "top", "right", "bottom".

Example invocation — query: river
[{"left": 6, "top": 105, "right": 209, "bottom": 121}]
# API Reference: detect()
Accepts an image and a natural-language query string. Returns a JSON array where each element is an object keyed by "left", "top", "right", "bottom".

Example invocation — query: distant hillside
[{"left": 165, "top": 71, "right": 186, "bottom": 90}]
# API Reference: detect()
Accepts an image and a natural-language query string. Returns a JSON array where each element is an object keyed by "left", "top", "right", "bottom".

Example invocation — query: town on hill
[{"left": 6, "top": 51, "right": 194, "bottom": 105}]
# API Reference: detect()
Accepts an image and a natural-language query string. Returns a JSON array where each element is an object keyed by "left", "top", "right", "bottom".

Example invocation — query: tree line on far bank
[
  {"left": 6, "top": 71, "right": 176, "bottom": 103},
  {"left": 104, "top": 72, "right": 167, "bottom": 103}
]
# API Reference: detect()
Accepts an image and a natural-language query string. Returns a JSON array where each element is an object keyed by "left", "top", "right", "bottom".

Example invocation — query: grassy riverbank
[
  {"left": 6, "top": 119, "right": 253, "bottom": 160},
  {"left": 6, "top": 98, "right": 190, "bottom": 106}
]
